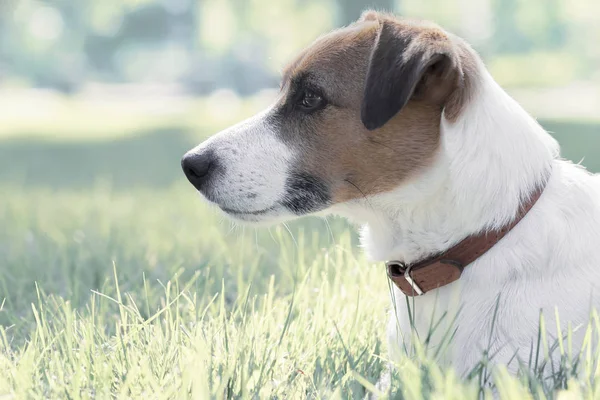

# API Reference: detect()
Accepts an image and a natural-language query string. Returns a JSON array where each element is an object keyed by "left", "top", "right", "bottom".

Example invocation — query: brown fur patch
[{"left": 275, "top": 11, "right": 478, "bottom": 205}]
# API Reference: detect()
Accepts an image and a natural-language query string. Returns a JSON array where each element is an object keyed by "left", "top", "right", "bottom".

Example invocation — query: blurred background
[
  {"left": 0, "top": 2, "right": 598, "bottom": 394},
  {"left": 0, "top": 0, "right": 598, "bottom": 334},
  {"left": 0, "top": 0, "right": 598, "bottom": 189}
]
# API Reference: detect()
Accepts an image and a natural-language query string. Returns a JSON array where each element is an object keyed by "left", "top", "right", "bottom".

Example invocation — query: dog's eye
[{"left": 298, "top": 90, "right": 324, "bottom": 111}]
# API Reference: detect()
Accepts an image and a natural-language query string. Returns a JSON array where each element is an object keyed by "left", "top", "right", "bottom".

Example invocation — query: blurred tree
[
  {"left": 493, "top": 0, "right": 566, "bottom": 54},
  {"left": 541, "top": 0, "right": 566, "bottom": 49},
  {"left": 0, "top": 0, "right": 596, "bottom": 92},
  {"left": 492, "top": 0, "right": 531, "bottom": 53},
  {"left": 337, "top": 0, "right": 396, "bottom": 26}
]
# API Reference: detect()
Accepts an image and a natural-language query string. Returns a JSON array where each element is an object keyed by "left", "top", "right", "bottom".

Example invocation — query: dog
[{"left": 182, "top": 10, "right": 600, "bottom": 383}]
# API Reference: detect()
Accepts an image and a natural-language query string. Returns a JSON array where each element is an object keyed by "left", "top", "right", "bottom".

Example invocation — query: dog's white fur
[
  {"left": 187, "top": 23, "right": 600, "bottom": 378},
  {"left": 332, "top": 60, "right": 600, "bottom": 374}
]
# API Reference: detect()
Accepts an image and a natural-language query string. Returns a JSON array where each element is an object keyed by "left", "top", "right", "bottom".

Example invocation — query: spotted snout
[{"left": 180, "top": 109, "right": 333, "bottom": 223}]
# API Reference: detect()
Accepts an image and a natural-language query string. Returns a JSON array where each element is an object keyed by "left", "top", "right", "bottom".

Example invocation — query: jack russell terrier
[{"left": 182, "top": 10, "right": 600, "bottom": 381}]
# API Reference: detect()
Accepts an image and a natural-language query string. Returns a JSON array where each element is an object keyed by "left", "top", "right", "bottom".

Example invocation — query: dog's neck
[{"left": 333, "top": 68, "right": 558, "bottom": 264}]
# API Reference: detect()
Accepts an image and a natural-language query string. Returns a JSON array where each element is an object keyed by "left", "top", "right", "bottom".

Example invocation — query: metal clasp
[
  {"left": 403, "top": 264, "right": 424, "bottom": 296},
  {"left": 385, "top": 261, "right": 424, "bottom": 296}
]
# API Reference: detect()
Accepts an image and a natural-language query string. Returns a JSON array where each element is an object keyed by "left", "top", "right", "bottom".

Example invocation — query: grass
[{"left": 0, "top": 98, "right": 599, "bottom": 399}]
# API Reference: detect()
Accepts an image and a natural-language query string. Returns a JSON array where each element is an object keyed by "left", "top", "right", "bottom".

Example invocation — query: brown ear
[{"left": 361, "top": 20, "right": 461, "bottom": 131}]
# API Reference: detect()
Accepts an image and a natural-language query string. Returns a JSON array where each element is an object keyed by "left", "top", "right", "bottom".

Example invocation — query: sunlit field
[{"left": 1, "top": 95, "right": 599, "bottom": 399}]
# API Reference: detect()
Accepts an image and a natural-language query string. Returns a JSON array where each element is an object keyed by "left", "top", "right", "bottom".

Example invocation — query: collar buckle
[{"left": 386, "top": 261, "right": 424, "bottom": 296}]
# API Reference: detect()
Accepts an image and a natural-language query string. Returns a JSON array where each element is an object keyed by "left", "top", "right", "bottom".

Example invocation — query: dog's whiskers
[
  {"left": 282, "top": 222, "right": 299, "bottom": 251},
  {"left": 344, "top": 178, "right": 377, "bottom": 213},
  {"left": 323, "top": 216, "right": 336, "bottom": 247},
  {"left": 344, "top": 177, "right": 391, "bottom": 238},
  {"left": 368, "top": 137, "right": 395, "bottom": 152}
]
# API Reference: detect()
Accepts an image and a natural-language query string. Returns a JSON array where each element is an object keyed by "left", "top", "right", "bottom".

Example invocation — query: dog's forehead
[
  {"left": 281, "top": 17, "right": 450, "bottom": 89},
  {"left": 281, "top": 22, "right": 378, "bottom": 87}
]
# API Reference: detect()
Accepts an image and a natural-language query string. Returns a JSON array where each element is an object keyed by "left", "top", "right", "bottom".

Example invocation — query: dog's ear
[{"left": 361, "top": 20, "right": 462, "bottom": 130}]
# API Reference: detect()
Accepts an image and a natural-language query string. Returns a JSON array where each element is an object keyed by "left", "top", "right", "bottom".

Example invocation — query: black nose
[{"left": 181, "top": 150, "right": 216, "bottom": 191}]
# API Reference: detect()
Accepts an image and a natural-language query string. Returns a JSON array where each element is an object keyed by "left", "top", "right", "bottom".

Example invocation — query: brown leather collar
[{"left": 386, "top": 184, "right": 546, "bottom": 296}]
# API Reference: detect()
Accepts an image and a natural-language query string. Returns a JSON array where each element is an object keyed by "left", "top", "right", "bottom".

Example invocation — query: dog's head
[{"left": 182, "top": 11, "right": 475, "bottom": 223}]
